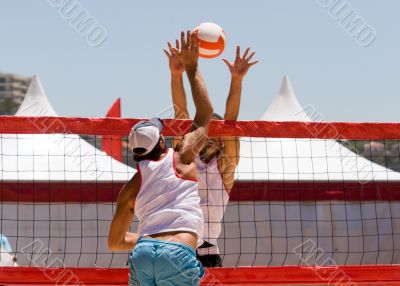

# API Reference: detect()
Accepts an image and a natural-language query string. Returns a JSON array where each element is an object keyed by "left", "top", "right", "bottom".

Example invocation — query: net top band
[{"left": 1, "top": 116, "right": 400, "bottom": 139}]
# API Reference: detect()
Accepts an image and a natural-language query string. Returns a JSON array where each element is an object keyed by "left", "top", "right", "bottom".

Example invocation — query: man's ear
[{"left": 159, "top": 135, "right": 166, "bottom": 149}]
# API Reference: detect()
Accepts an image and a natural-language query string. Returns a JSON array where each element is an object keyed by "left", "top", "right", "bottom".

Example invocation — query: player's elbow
[
  {"left": 108, "top": 237, "right": 117, "bottom": 251},
  {"left": 108, "top": 234, "right": 122, "bottom": 251},
  {"left": 108, "top": 239, "right": 121, "bottom": 251}
]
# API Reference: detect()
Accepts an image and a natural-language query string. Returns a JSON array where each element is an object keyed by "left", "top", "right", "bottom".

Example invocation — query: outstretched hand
[
  {"left": 222, "top": 46, "right": 259, "bottom": 80},
  {"left": 170, "top": 31, "right": 199, "bottom": 70},
  {"left": 163, "top": 40, "right": 185, "bottom": 75}
]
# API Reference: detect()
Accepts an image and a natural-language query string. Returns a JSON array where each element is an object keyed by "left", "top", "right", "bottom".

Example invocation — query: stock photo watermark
[
  {"left": 296, "top": 104, "right": 376, "bottom": 184},
  {"left": 47, "top": 0, "right": 108, "bottom": 47},
  {"left": 293, "top": 239, "right": 358, "bottom": 285},
  {"left": 22, "top": 101, "right": 105, "bottom": 178},
  {"left": 158, "top": 104, "right": 236, "bottom": 188},
  {"left": 20, "top": 239, "right": 83, "bottom": 285},
  {"left": 316, "top": 0, "right": 376, "bottom": 47}
]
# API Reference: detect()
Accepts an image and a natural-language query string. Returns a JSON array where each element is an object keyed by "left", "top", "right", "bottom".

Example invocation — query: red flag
[{"left": 102, "top": 98, "right": 123, "bottom": 162}]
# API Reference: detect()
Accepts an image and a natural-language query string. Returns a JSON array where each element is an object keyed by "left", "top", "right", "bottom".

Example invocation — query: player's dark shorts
[{"left": 196, "top": 241, "right": 223, "bottom": 267}]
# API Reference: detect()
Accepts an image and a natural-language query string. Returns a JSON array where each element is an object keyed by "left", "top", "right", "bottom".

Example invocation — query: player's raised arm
[
  {"left": 222, "top": 46, "right": 258, "bottom": 120},
  {"left": 171, "top": 31, "right": 213, "bottom": 163},
  {"left": 164, "top": 40, "right": 189, "bottom": 119},
  {"left": 220, "top": 46, "right": 259, "bottom": 191}
]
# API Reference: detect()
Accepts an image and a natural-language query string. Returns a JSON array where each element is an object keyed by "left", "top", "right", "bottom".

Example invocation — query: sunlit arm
[
  {"left": 171, "top": 74, "right": 189, "bottom": 119},
  {"left": 108, "top": 174, "right": 140, "bottom": 251},
  {"left": 224, "top": 77, "right": 243, "bottom": 120},
  {"left": 223, "top": 46, "right": 258, "bottom": 121},
  {"left": 220, "top": 46, "right": 259, "bottom": 191}
]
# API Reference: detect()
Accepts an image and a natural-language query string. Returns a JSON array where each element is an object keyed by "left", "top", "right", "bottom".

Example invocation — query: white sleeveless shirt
[
  {"left": 135, "top": 148, "right": 204, "bottom": 247},
  {"left": 195, "top": 156, "right": 230, "bottom": 255}
]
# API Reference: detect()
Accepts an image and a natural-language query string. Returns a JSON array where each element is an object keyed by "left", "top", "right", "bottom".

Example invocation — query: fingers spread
[
  {"left": 194, "top": 32, "right": 199, "bottom": 54},
  {"left": 249, "top": 60, "right": 259, "bottom": 66},
  {"left": 191, "top": 31, "right": 198, "bottom": 52},
  {"left": 222, "top": 58, "right": 232, "bottom": 67},
  {"left": 170, "top": 47, "right": 179, "bottom": 55},
  {"left": 167, "top": 42, "right": 173, "bottom": 52},
  {"left": 186, "top": 30, "right": 191, "bottom": 48},
  {"left": 181, "top": 31, "right": 186, "bottom": 48},
  {"left": 242, "top": 47, "right": 250, "bottom": 60},
  {"left": 246, "top": 51, "right": 256, "bottom": 62},
  {"left": 163, "top": 49, "right": 171, "bottom": 58}
]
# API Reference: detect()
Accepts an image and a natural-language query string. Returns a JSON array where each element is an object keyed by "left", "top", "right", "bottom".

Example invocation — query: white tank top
[
  {"left": 195, "top": 156, "right": 229, "bottom": 255},
  {"left": 135, "top": 148, "right": 204, "bottom": 247}
]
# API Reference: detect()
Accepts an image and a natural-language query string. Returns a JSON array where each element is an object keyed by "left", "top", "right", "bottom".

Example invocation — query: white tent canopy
[
  {"left": 1, "top": 75, "right": 135, "bottom": 181},
  {"left": 0, "top": 75, "right": 134, "bottom": 268},
  {"left": 219, "top": 75, "right": 400, "bottom": 267},
  {"left": 235, "top": 75, "right": 400, "bottom": 182}
]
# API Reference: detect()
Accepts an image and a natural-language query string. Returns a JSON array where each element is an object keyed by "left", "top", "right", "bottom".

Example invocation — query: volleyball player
[
  {"left": 164, "top": 43, "right": 258, "bottom": 267},
  {"left": 108, "top": 31, "right": 213, "bottom": 285}
]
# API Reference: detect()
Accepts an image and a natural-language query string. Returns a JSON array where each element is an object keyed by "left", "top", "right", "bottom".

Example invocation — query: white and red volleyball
[{"left": 194, "top": 22, "right": 226, "bottom": 59}]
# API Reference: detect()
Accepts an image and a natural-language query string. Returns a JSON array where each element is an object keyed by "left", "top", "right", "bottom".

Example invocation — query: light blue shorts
[{"left": 128, "top": 238, "right": 205, "bottom": 286}]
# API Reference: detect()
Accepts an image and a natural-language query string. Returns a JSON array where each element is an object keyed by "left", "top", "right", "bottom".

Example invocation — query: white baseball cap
[{"left": 128, "top": 118, "right": 164, "bottom": 155}]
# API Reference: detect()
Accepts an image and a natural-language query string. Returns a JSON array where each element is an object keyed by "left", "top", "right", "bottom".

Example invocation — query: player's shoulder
[
  {"left": 172, "top": 149, "right": 197, "bottom": 180},
  {"left": 121, "top": 173, "right": 141, "bottom": 198}
]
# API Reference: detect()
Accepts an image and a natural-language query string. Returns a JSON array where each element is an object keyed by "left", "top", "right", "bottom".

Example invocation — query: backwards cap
[{"left": 128, "top": 118, "right": 164, "bottom": 155}]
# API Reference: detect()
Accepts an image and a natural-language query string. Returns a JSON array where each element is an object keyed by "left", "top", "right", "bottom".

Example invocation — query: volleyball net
[{"left": 1, "top": 116, "right": 400, "bottom": 285}]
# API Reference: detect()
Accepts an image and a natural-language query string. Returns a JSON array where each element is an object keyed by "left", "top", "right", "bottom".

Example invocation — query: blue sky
[{"left": 0, "top": 0, "right": 399, "bottom": 122}]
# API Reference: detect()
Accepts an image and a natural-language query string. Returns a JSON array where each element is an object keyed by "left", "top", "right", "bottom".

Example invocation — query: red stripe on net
[
  {"left": 1, "top": 266, "right": 400, "bottom": 285},
  {"left": 1, "top": 181, "right": 400, "bottom": 202},
  {"left": 1, "top": 116, "right": 400, "bottom": 139}
]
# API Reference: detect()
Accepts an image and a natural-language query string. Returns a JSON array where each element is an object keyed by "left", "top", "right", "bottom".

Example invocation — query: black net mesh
[{"left": 1, "top": 132, "right": 400, "bottom": 268}]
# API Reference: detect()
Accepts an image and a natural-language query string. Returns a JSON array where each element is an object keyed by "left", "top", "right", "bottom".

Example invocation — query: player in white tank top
[
  {"left": 166, "top": 42, "right": 259, "bottom": 266},
  {"left": 108, "top": 30, "right": 215, "bottom": 285},
  {"left": 195, "top": 155, "right": 229, "bottom": 255},
  {"left": 135, "top": 148, "right": 204, "bottom": 247}
]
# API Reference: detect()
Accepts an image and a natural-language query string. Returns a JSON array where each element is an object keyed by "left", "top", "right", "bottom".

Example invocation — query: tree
[{"left": 0, "top": 97, "right": 21, "bottom": 115}]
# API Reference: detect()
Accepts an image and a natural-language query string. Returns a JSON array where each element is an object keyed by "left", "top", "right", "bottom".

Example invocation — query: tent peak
[
  {"left": 279, "top": 75, "right": 294, "bottom": 96},
  {"left": 15, "top": 75, "right": 58, "bottom": 117},
  {"left": 261, "top": 75, "right": 310, "bottom": 122}
]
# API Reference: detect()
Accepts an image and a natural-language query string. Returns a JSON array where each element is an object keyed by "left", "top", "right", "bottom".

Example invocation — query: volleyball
[{"left": 194, "top": 22, "right": 226, "bottom": 59}]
